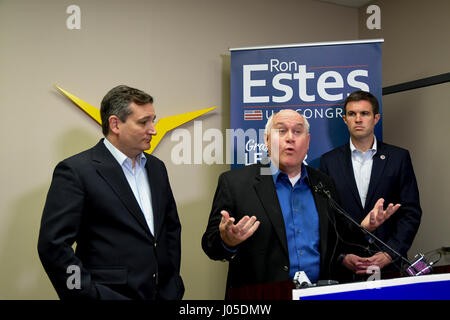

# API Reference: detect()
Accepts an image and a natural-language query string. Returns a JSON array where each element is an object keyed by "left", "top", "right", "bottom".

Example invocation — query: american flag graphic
[{"left": 244, "top": 109, "right": 263, "bottom": 120}]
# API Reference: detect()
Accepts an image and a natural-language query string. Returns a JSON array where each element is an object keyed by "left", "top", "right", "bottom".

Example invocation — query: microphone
[
  {"left": 293, "top": 271, "right": 312, "bottom": 288},
  {"left": 293, "top": 270, "right": 339, "bottom": 288},
  {"left": 313, "top": 182, "right": 432, "bottom": 277}
]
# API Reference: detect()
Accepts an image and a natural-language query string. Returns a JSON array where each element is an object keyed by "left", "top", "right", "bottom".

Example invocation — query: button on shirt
[
  {"left": 103, "top": 139, "right": 155, "bottom": 235},
  {"left": 350, "top": 137, "right": 377, "bottom": 208},
  {"left": 271, "top": 163, "right": 321, "bottom": 282}
]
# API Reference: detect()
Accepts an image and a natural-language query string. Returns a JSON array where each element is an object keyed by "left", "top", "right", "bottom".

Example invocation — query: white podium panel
[{"left": 293, "top": 273, "right": 450, "bottom": 300}]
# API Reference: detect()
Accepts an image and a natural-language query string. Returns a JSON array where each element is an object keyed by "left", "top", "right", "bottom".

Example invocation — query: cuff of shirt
[
  {"left": 337, "top": 254, "right": 347, "bottom": 265},
  {"left": 221, "top": 241, "right": 238, "bottom": 253},
  {"left": 221, "top": 241, "right": 239, "bottom": 260}
]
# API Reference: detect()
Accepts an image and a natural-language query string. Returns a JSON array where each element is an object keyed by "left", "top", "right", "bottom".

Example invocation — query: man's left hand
[{"left": 361, "top": 198, "right": 400, "bottom": 232}]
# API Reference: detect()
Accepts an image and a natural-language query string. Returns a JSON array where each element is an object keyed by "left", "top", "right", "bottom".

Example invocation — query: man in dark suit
[
  {"left": 202, "top": 109, "right": 398, "bottom": 294},
  {"left": 320, "top": 90, "right": 422, "bottom": 274},
  {"left": 38, "top": 85, "right": 184, "bottom": 300}
]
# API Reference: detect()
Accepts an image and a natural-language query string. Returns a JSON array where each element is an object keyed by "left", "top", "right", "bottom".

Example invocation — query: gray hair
[
  {"left": 264, "top": 110, "right": 310, "bottom": 136},
  {"left": 100, "top": 85, "right": 153, "bottom": 136}
]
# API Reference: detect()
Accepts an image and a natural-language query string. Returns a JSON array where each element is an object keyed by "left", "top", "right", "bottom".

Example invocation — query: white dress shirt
[
  {"left": 103, "top": 138, "right": 155, "bottom": 235},
  {"left": 350, "top": 137, "right": 377, "bottom": 208}
]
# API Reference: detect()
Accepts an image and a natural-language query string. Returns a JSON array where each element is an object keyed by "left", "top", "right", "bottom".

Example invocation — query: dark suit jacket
[
  {"left": 319, "top": 140, "right": 422, "bottom": 258},
  {"left": 202, "top": 163, "right": 367, "bottom": 292},
  {"left": 38, "top": 139, "right": 184, "bottom": 300}
]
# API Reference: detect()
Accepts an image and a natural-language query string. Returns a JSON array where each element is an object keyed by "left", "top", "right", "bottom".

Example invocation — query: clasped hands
[{"left": 343, "top": 252, "right": 393, "bottom": 274}]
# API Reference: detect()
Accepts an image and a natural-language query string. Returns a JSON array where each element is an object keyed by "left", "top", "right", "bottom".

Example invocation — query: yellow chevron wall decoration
[{"left": 55, "top": 85, "right": 216, "bottom": 154}]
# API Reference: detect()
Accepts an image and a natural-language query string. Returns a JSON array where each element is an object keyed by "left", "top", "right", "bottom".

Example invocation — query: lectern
[
  {"left": 227, "top": 265, "right": 450, "bottom": 300},
  {"left": 293, "top": 273, "right": 450, "bottom": 300}
]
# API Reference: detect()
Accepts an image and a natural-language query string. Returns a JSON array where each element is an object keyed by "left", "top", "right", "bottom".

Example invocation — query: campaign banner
[{"left": 230, "top": 39, "right": 383, "bottom": 169}]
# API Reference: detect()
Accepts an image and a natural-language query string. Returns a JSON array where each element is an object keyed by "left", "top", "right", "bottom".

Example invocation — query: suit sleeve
[
  {"left": 385, "top": 151, "right": 422, "bottom": 256},
  {"left": 161, "top": 162, "right": 182, "bottom": 271},
  {"left": 201, "top": 172, "right": 237, "bottom": 261},
  {"left": 156, "top": 162, "right": 185, "bottom": 300},
  {"left": 37, "top": 161, "right": 128, "bottom": 300}
]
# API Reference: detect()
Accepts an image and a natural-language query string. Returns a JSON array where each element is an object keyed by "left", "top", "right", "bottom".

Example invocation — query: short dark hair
[
  {"left": 343, "top": 90, "right": 379, "bottom": 115},
  {"left": 100, "top": 85, "right": 153, "bottom": 136}
]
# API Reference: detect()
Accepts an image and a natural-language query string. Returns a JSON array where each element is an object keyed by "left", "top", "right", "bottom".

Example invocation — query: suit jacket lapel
[
  {"left": 366, "top": 140, "right": 388, "bottom": 209},
  {"left": 145, "top": 156, "right": 161, "bottom": 239},
  {"left": 306, "top": 167, "right": 329, "bottom": 264},
  {"left": 91, "top": 140, "right": 153, "bottom": 238},
  {"left": 253, "top": 165, "right": 289, "bottom": 258},
  {"left": 340, "top": 144, "right": 363, "bottom": 210}
]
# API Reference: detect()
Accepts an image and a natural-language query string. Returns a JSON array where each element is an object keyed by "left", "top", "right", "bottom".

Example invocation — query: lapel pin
[{"left": 380, "top": 155, "right": 386, "bottom": 160}]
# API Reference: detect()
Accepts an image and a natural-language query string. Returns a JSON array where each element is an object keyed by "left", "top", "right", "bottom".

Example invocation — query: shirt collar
[
  {"left": 103, "top": 138, "right": 147, "bottom": 168},
  {"left": 270, "top": 161, "right": 309, "bottom": 186},
  {"left": 349, "top": 136, "right": 377, "bottom": 154}
]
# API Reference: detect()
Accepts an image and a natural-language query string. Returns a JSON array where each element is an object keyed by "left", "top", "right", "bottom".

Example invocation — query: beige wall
[
  {"left": 0, "top": 0, "right": 358, "bottom": 299},
  {"left": 359, "top": 0, "right": 450, "bottom": 264},
  {"left": 2, "top": 0, "right": 447, "bottom": 300}
]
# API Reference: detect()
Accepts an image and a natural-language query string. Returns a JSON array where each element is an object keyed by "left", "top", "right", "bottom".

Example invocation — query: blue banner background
[{"left": 230, "top": 41, "right": 383, "bottom": 169}]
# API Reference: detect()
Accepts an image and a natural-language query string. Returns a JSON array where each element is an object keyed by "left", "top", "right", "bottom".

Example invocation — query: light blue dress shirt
[
  {"left": 103, "top": 138, "right": 155, "bottom": 235},
  {"left": 350, "top": 137, "right": 377, "bottom": 208}
]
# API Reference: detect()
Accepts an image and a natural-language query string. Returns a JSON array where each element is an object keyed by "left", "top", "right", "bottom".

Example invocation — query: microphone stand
[{"left": 313, "top": 182, "right": 431, "bottom": 276}]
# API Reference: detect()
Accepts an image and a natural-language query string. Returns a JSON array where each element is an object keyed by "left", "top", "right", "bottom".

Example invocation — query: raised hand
[
  {"left": 361, "top": 198, "right": 400, "bottom": 232},
  {"left": 219, "top": 210, "right": 260, "bottom": 247}
]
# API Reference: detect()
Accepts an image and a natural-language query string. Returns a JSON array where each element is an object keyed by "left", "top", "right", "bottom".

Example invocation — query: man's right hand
[{"left": 219, "top": 210, "right": 260, "bottom": 247}]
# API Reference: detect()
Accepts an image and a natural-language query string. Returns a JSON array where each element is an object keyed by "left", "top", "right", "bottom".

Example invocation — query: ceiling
[{"left": 316, "top": 0, "right": 374, "bottom": 8}]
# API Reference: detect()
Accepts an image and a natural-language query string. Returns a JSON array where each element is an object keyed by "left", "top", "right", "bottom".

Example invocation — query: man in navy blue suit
[
  {"left": 38, "top": 85, "right": 184, "bottom": 300},
  {"left": 320, "top": 90, "right": 422, "bottom": 275}
]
